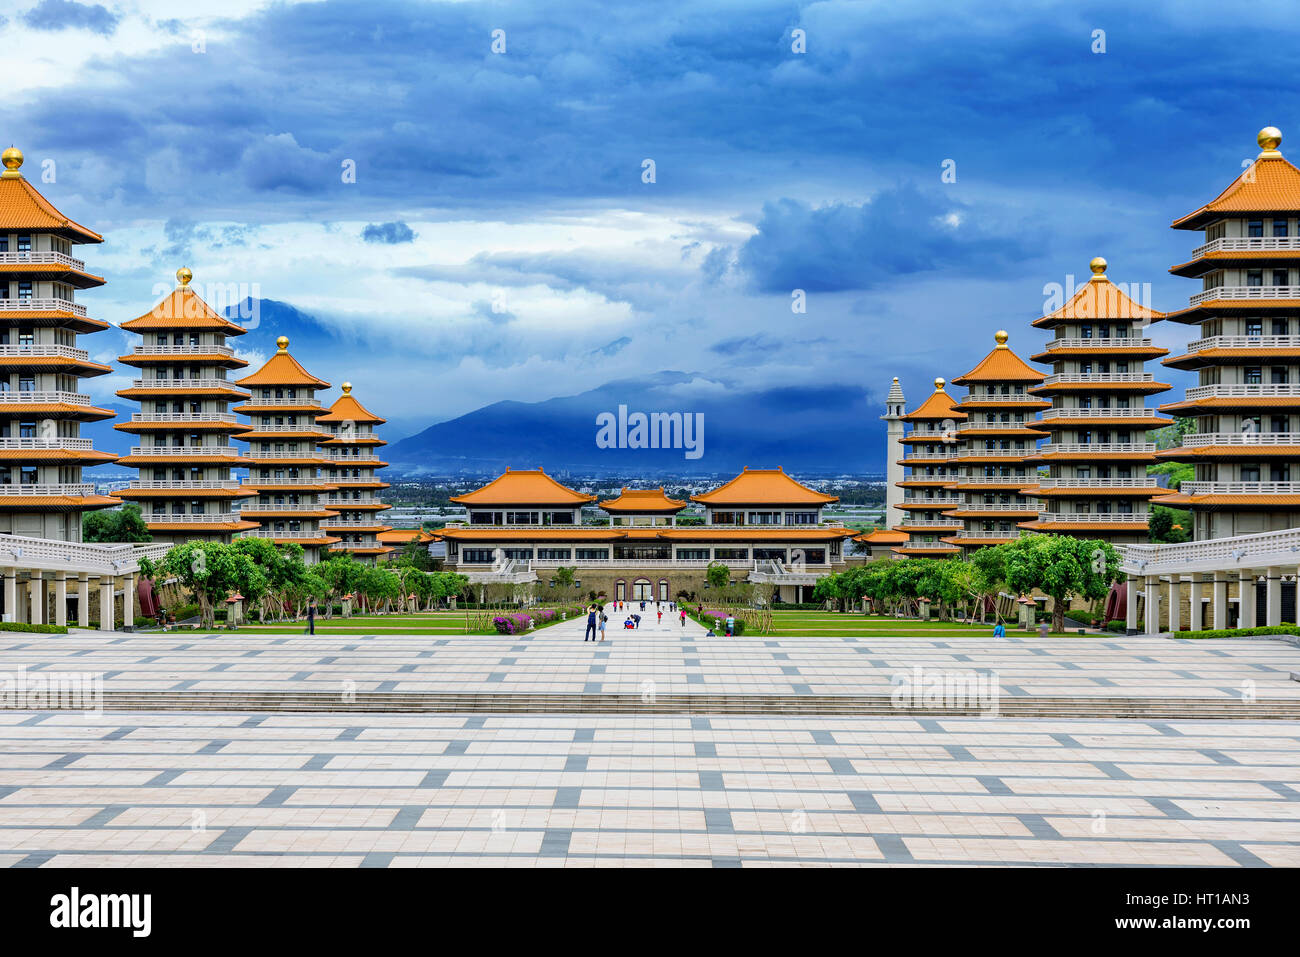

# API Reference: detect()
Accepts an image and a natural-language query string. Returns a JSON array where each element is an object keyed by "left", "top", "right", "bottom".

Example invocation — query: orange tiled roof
[
  {"left": 854, "top": 529, "right": 909, "bottom": 544},
  {"left": 952, "top": 332, "right": 1045, "bottom": 384},
  {"left": 0, "top": 163, "right": 102, "bottom": 242},
  {"left": 449, "top": 467, "right": 596, "bottom": 506},
  {"left": 317, "top": 385, "right": 385, "bottom": 425},
  {"left": 236, "top": 339, "right": 329, "bottom": 388},
  {"left": 1033, "top": 264, "right": 1165, "bottom": 327},
  {"left": 691, "top": 467, "right": 836, "bottom": 506},
  {"left": 598, "top": 487, "right": 686, "bottom": 512},
  {"left": 902, "top": 381, "right": 966, "bottom": 421},
  {"left": 1172, "top": 146, "right": 1300, "bottom": 230},
  {"left": 120, "top": 286, "right": 247, "bottom": 335}
]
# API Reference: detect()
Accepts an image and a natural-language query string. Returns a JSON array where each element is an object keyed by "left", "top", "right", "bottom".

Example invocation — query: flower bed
[{"left": 490, "top": 605, "right": 587, "bottom": 635}]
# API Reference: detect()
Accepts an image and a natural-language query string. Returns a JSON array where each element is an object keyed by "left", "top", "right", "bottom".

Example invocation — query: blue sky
[{"left": 4, "top": 0, "right": 1297, "bottom": 444}]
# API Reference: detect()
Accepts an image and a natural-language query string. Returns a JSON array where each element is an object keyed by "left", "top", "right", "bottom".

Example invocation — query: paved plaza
[{"left": 2, "top": 614, "right": 1299, "bottom": 866}]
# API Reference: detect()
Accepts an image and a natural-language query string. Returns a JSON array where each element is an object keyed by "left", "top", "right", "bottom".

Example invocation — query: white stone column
[
  {"left": 1213, "top": 572, "right": 1228, "bottom": 630},
  {"left": 2, "top": 567, "right": 15, "bottom": 624},
  {"left": 1188, "top": 576, "right": 1203, "bottom": 632},
  {"left": 1239, "top": 571, "right": 1256, "bottom": 628},
  {"left": 53, "top": 574, "right": 67, "bottom": 628},
  {"left": 1125, "top": 575, "right": 1139, "bottom": 632},
  {"left": 99, "top": 577, "right": 115, "bottom": 632},
  {"left": 1266, "top": 567, "right": 1282, "bottom": 627},
  {"left": 123, "top": 575, "right": 135, "bottom": 632},
  {"left": 77, "top": 574, "right": 90, "bottom": 628},
  {"left": 1144, "top": 576, "right": 1160, "bottom": 634},
  {"left": 1167, "top": 577, "right": 1182, "bottom": 633},
  {"left": 28, "top": 571, "right": 43, "bottom": 625}
]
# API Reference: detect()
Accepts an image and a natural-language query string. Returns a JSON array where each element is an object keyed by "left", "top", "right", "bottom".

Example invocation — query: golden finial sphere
[
  {"left": 341, "top": 381, "right": 353, "bottom": 394},
  {"left": 176, "top": 267, "right": 192, "bottom": 287},
  {"left": 1, "top": 147, "right": 22, "bottom": 171},
  {"left": 1089, "top": 256, "right": 1107, "bottom": 276},
  {"left": 276, "top": 336, "right": 289, "bottom": 352},
  {"left": 934, "top": 377, "right": 946, "bottom": 389},
  {"left": 994, "top": 330, "right": 1009, "bottom": 346},
  {"left": 1258, "top": 127, "right": 1282, "bottom": 151}
]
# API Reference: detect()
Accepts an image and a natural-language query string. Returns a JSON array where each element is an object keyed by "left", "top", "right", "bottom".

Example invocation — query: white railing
[
  {"left": 898, "top": 540, "right": 959, "bottom": 549},
  {"left": 896, "top": 519, "right": 963, "bottom": 527},
  {"left": 957, "top": 421, "right": 1038, "bottom": 430},
  {"left": 321, "top": 519, "right": 386, "bottom": 528},
  {"left": 0, "top": 297, "right": 86, "bottom": 316},
  {"left": 1183, "top": 432, "right": 1300, "bottom": 446},
  {"left": 1039, "top": 407, "right": 1158, "bottom": 418},
  {"left": 240, "top": 424, "right": 328, "bottom": 434},
  {"left": 1046, "top": 337, "right": 1153, "bottom": 350},
  {"left": 243, "top": 476, "right": 325, "bottom": 485},
  {"left": 946, "top": 502, "right": 1040, "bottom": 512},
  {"left": 0, "top": 532, "right": 168, "bottom": 575},
  {"left": 0, "top": 251, "right": 87, "bottom": 271},
  {"left": 1185, "top": 334, "right": 1300, "bottom": 352},
  {"left": 1181, "top": 481, "right": 1300, "bottom": 494},
  {"left": 241, "top": 397, "right": 322, "bottom": 408},
  {"left": 240, "top": 503, "right": 334, "bottom": 513},
  {"left": 1119, "top": 525, "right": 1300, "bottom": 576},
  {"left": 1041, "top": 442, "right": 1158, "bottom": 455},
  {"left": 128, "top": 446, "right": 239, "bottom": 456},
  {"left": 1190, "top": 284, "right": 1300, "bottom": 305},
  {"left": 1190, "top": 236, "right": 1300, "bottom": 258},
  {"left": 145, "top": 512, "right": 242, "bottom": 523},
  {"left": 244, "top": 452, "right": 330, "bottom": 461},
  {"left": 1185, "top": 383, "right": 1300, "bottom": 400},
  {"left": 526, "top": 558, "right": 759, "bottom": 569},
  {"left": 127, "top": 480, "right": 244, "bottom": 490},
  {"left": 0, "top": 437, "right": 92, "bottom": 450},
  {"left": 902, "top": 452, "right": 959, "bottom": 461},
  {"left": 1040, "top": 372, "right": 1155, "bottom": 385},
  {"left": 959, "top": 394, "right": 1039, "bottom": 403},
  {"left": 0, "top": 390, "right": 91, "bottom": 405},
  {"left": 947, "top": 474, "right": 1033, "bottom": 484},
  {"left": 948, "top": 530, "right": 1025, "bottom": 539},
  {"left": 131, "top": 344, "right": 235, "bottom": 357},
  {"left": 957, "top": 448, "right": 1036, "bottom": 457},
  {"left": 243, "top": 529, "right": 329, "bottom": 540},
  {"left": 0, "top": 344, "right": 90, "bottom": 361},
  {"left": 1038, "top": 511, "right": 1146, "bottom": 523},
  {"left": 131, "top": 378, "right": 241, "bottom": 391},
  {"left": 1035, "top": 477, "right": 1161, "bottom": 489},
  {"left": 0, "top": 483, "right": 96, "bottom": 496},
  {"left": 323, "top": 455, "right": 382, "bottom": 463},
  {"left": 129, "top": 412, "right": 239, "bottom": 424}
]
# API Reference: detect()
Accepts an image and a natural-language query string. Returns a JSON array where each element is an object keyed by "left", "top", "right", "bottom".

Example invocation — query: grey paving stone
[
  {"left": 79, "top": 805, "right": 130, "bottom": 827},
  {"left": 704, "top": 809, "right": 734, "bottom": 833},
  {"left": 1210, "top": 841, "right": 1269, "bottom": 867},
  {"left": 847, "top": 791, "right": 882, "bottom": 813},
  {"left": 198, "top": 740, "right": 230, "bottom": 754},
  {"left": 564, "top": 755, "right": 589, "bottom": 772},
  {"left": 553, "top": 787, "right": 582, "bottom": 808},
  {"left": 462, "top": 716, "right": 487, "bottom": 730},
  {"left": 582, "top": 682, "right": 602, "bottom": 692},
  {"left": 302, "top": 754, "right": 334, "bottom": 770},
  {"left": 1147, "top": 797, "right": 1193, "bottom": 819},
  {"left": 101, "top": 727, "right": 134, "bottom": 740},
  {"left": 419, "top": 770, "right": 450, "bottom": 788},
  {"left": 204, "top": 827, "right": 252, "bottom": 853},
  {"left": 1092, "top": 761, "right": 1132, "bottom": 780},
  {"left": 810, "top": 730, "right": 836, "bottom": 745},
  {"left": 390, "top": 807, "right": 425, "bottom": 830},
  {"left": 443, "top": 740, "right": 470, "bottom": 756},
  {"left": 873, "top": 834, "right": 914, "bottom": 861},
  {"left": 573, "top": 728, "right": 595, "bottom": 743},
  {"left": 827, "top": 757, "right": 856, "bottom": 774},
  {"left": 539, "top": 829, "right": 572, "bottom": 858},
  {"left": 695, "top": 742, "right": 717, "bottom": 758},
  {"left": 360, "top": 852, "right": 395, "bottom": 868},
  {"left": 44, "top": 752, "right": 84, "bottom": 769},
  {"left": 1017, "top": 814, "right": 1062, "bottom": 839},
  {"left": 239, "top": 716, "right": 266, "bottom": 728},
  {"left": 259, "top": 786, "right": 298, "bottom": 807},
  {"left": 977, "top": 776, "right": 1012, "bottom": 795},
  {"left": 1050, "top": 734, "right": 1083, "bottom": 749},
  {"left": 699, "top": 771, "right": 725, "bottom": 790},
  {"left": 146, "top": 770, "right": 183, "bottom": 786},
  {"left": 691, "top": 717, "right": 711, "bottom": 731},
  {"left": 336, "top": 727, "right": 364, "bottom": 740},
  {"left": 944, "top": 745, "right": 976, "bottom": 761},
  {"left": 14, "top": 852, "right": 54, "bottom": 868},
  {"left": 711, "top": 856, "right": 743, "bottom": 868}
]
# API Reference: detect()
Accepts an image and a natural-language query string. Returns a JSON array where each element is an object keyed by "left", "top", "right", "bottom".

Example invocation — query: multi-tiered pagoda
[
  {"left": 1021, "top": 258, "right": 1172, "bottom": 541},
  {"left": 1153, "top": 127, "right": 1300, "bottom": 538},
  {"left": 316, "top": 382, "right": 392, "bottom": 562},
  {"left": 233, "top": 336, "right": 338, "bottom": 562},
  {"left": 943, "top": 331, "right": 1048, "bottom": 551},
  {"left": 115, "top": 269, "right": 258, "bottom": 541},
  {"left": 891, "top": 377, "right": 964, "bottom": 557},
  {"left": 0, "top": 147, "right": 118, "bottom": 539}
]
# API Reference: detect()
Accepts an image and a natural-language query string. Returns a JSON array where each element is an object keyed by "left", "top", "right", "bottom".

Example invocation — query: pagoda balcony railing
[
  {"left": 1035, "top": 477, "right": 1161, "bottom": 489},
  {"left": 1041, "top": 442, "right": 1158, "bottom": 454},
  {"left": 323, "top": 454, "right": 383, "bottom": 463},
  {"left": 129, "top": 412, "right": 240, "bottom": 424},
  {"left": 129, "top": 445, "right": 239, "bottom": 456},
  {"left": 1038, "top": 407, "right": 1157, "bottom": 419},
  {"left": 131, "top": 377, "right": 240, "bottom": 390},
  {"left": 321, "top": 518, "right": 384, "bottom": 527},
  {"left": 525, "top": 558, "right": 761, "bottom": 570},
  {"left": 1045, "top": 337, "right": 1153, "bottom": 350},
  {"left": 1190, "top": 284, "right": 1300, "bottom": 306},
  {"left": 896, "top": 519, "right": 963, "bottom": 527},
  {"left": 0, "top": 251, "right": 88, "bottom": 271},
  {"left": 946, "top": 474, "right": 1032, "bottom": 484},
  {"left": 146, "top": 512, "right": 242, "bottom": 523},
  {"left": 1183, "top": 431, "right": 1300, "bottom": 446},
  {"left": 0, "top": 344, "right": 90, "bottom": 361},
  {"left": 240, "top": 503, "right": 335, "bottom": 513},
  {"left": 898, "top": 540, "right": 959, "bottom": 549},
  {"left": 960, "top": 393, "right": 1036, "bottom": 403},
  {"left": 1190, "top": 236, "right": 1300, "bottom": 258},
  {"left": 131, "top": 344, "right": 236, "bottom": 357},
  {"left": 901, "top": 496, "right": 961, "bottom": 504},
  {"left": 0, "top": 483, "right": 96, "bottom": 496},
  {"left": 0, "top": 390, "right": 92, "bottom": 405},
  {"left": 1180, "top": 481, "right": 1300, "bottom": 494},
  {"left": 243, "top": 530, "right": 328, "bottom": 540},
  {"left": 1185, "top": 383, "right": 1300, "bottom": 400},
  {"left": 902, "top": 452, "right": 959, "bottom": 460},
  {"left": 129, "top": 480, "right": 245, "bottom": 491},
  {"left": 244, "top": 452, "right": 331, "bottom": 460},
  {"left": 242, "top": 397, "right": 321, "bottom": 408},
  {"left": 245, "top": 475, "right": 325, "bottom": 485},
  {"left": 948, "top": 530, "right": 1026, "bottom": 539},
  {"left": 1186, "top": 334, "right": 1300, "bottom": 352},
  {"left": 946, "top": 502, "right": 1038, "bottom": 511},
  {"left": 1040, "top": 372, "right": 1155, "bottom": 385},
  {"left": 325, "top": 499, "right": 378, "bottom": 507},
  {"left": 957, "top": 420, "right": 1036, "bottom": 430},
  {"left": 958, "top": 448, "right": 1035, "bottom": 457},
  {"left": 242, "top": 424, "right": 329, "bottom": 434},
  {"left": 1037, "top": 511, "right": 1147, "bottom": 523},
  {"left": 0, "top": 297, "right": 86, "bottom": 316},
  {"left": 0, "top": 436, "right": 92, "bottom": 450}
]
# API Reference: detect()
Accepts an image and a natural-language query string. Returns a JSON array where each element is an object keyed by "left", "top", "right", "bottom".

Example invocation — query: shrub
[
  {"left": 0, "top": 621, "right": 67, "bottom": 634},
  {"left": 492, "top": 613, "right": 533, "bottom": 635},
  {"left": 1173, "top": 624, "right": 1298, "bottom": 640},
  {"left": 1105, "top": 619, "right": 1126, "bottom": 632}
]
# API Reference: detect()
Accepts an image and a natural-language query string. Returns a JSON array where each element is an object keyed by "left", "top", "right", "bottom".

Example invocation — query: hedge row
[
  {"left": 1172, "top": 624, "right": 1298, "bottom": 640},
  {"left": 0, "top": 621, "right": 68, "bottom": 634}
]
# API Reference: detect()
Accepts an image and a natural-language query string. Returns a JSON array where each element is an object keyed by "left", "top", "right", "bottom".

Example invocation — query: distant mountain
[{"left": 386, "top": 372, "right": 886, "bottom": 475}]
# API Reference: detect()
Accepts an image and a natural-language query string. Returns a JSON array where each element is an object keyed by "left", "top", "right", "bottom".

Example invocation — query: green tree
[
  {"left": 82, "top": 503, "right": 152, "bottom": 543},
  {"left": 706, "top": 562, "right": 731, "bottom": 589},
  {"left": 1000, "top": 534, "right": 1119, "bottom": 632},
  {"left": 1149, "top": 417, "right": 1195, "bottom": 450},
  {"left": 1148, "top": 505, "right": 1192, "bottom": 544},
  {"left": 158, "top": 540, "right": 267, "bottom": 629}
]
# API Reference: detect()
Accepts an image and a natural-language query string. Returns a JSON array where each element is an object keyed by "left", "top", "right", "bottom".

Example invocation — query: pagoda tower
[
  {"left": 233, "top": 336, "right": 338, "bottom": 562},
  {"left": 891, "top": 377, "right": 964, "bottom": 557},
  {"left": 0, "top": 146, "right": 118, "bottom": 540},
  {"left": 1021, "top": 258, "right": 1172, "bottom": 542},
  {"left": 943, "top": 331, "right": 1048, "bottom": 551},
  {"left": 880, "top": 376, "right": 907, "bottom": 521},
  {"left": 114, "top": 268, "right": 259, "bottom": 542},
  {"left": 1152, "top": 126, "right": 1300, "bottom": 539},
  {"left": 316, "top": 381, "right": 393, "bottom": 563}
]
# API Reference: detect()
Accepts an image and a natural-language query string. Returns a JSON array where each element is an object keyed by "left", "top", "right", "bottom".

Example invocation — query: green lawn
[
  {"left": 759, "top": 611, "right": 1038, "bottom": 638},
  {"left": 217, "top": 611, "right": 495, "bottom": 635}
]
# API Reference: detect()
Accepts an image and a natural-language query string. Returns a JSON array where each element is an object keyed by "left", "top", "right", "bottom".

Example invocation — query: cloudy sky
[{"left": 4, "top": 0, "right": 1296, "bottom": 443}]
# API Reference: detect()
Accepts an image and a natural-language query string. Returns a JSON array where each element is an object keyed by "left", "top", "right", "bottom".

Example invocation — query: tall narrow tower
[
  {"left": 316, "top": 382, "right": 393, "bottom": 564},
  {"left": 880, "top": 376, "right": 906, "bottom": 520}
]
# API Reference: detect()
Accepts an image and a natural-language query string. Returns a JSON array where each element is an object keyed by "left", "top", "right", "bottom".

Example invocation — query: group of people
[{"left": 583, "top": 598, "right": 690, "bottom": 640}]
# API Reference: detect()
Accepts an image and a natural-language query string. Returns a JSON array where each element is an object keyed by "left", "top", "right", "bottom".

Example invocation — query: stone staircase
[{"left": 56, "top": 690, "right": 1300, "bottom": 719}]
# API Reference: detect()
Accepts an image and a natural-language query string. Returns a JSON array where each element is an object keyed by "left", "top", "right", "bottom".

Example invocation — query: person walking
[
  {"left": 598, "top": 609, "right": 608, "bottom": 641},
  {"left": 679, "top": 608, "right": 687, "bottom": 627},
  {"left": 584, "top": 604, "right": 598, "bottom": 642},
  {"left": 657, "top": 608, "right": 663, "bottom": 624},
  {"left": 725, "top": 613, "right": 735, "bottom": 638},
  {"left": 305, "top": 598, "right": 317, "bottom": 636},
  {"left": 992, "top": 622, "right": 1005, "bottom": 639}
]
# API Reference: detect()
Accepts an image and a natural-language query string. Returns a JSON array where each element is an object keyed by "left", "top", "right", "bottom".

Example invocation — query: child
[{"left": 657, "top": 610, "right": 663, "bottom": 624}]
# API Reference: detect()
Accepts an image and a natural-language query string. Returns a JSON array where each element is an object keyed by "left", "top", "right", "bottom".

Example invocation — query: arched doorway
[
  {"left": 615, "top": 580, "right": 626, "bottom": 601},
  {"left": 632, "top": 578, "right": 652, "bottom": 600},
  {"left": 658, "top": 579, "right": 669, "bottom": 601}
]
